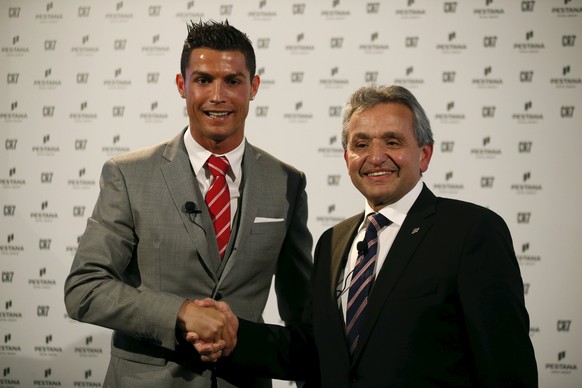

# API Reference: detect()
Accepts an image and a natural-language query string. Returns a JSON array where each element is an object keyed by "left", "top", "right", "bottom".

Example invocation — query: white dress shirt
[
  {"left": 340, "top": 179, "right": 424, "bottom": 319},
  {"left": 183, "top": 128, "right": 244, "bottom": 226}
]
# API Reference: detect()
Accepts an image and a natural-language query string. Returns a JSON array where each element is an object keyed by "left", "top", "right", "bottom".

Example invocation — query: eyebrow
[
  {"left": 188, "top": 70, "right": 248, "bottom": 80},
  {"left": 350, "top": 131, "right": 402, "bottom": 141},
  {"left": 350, "top": 132, "right": 371, "bottom": 141}
]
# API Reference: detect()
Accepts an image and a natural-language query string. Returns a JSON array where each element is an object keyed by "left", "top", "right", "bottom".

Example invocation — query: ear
[
  {"left": 176, "top": 73, "right": 185, "bottom": 98},
  {"left": 419, "top": 144, "right": 433, "bottom": 173},
  {"left": 250, "top": 75, "right": 260, "bottom": 100}
]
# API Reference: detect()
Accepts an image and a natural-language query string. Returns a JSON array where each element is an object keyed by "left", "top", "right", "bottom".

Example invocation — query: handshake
[{"left": 177, "top": 298, "right": 239, "bottom": 362}]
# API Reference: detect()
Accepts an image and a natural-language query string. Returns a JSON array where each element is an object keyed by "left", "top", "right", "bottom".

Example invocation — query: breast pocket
[
  {"left": 247, "top": 219, "right": 287, "bottom": 267},
  {"left": 390, "top": 281, "right": 438, "bottom": 301},
  {"left": 251, "top": 218, "right": 286, "bottom": 235}
]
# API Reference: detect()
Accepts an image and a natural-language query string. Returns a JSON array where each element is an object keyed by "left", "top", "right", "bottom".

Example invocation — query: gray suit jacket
[{"left": 64, "top": 129, "right": 313, "bottom": 388}]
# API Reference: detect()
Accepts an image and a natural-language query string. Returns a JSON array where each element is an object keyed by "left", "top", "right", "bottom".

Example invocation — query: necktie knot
[
  {"left": 207, "top": 155, "right": 229, "bottom": 178},
  {"left": 360, "top": 213, "right": 390, "bottom": 253},
  {"left": 367, "top": 212, "right": 390, "bottom": 233}
]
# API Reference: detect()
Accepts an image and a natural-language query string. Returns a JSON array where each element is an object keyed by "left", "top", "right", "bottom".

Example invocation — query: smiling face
[
  {"left": 344, "top": 103, "right": 433, "bottom": 211},
  {"left": 176, "top": 48, "right": 260, "bottom": 153}
]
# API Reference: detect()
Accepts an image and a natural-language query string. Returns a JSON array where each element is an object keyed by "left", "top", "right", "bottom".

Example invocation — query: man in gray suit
[{"left": 64, "top": 20, "right": 313, "bottom": 388}]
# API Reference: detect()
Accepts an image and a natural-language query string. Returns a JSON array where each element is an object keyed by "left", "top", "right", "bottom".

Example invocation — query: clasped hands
[{"left": 177, "top": 298, "right": 239, "bottom": 362}]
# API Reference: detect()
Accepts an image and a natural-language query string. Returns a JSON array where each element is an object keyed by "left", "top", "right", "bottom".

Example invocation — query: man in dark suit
[
  {"left": 64, "top": 20, "right": 313, "bottom": 388},
  {"left": 194, "top": 84, "right": 538, "bottom": 387}
]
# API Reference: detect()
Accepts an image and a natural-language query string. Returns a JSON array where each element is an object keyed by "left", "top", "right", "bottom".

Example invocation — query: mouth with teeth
[
  {"left": 206, "top": 111, "right": 231, "bottom": 118},
  {"left": 365, "top": 170, "right": 396, "bottom": 178}
]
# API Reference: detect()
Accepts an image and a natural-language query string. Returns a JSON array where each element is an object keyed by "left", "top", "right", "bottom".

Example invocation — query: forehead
[
  {"left": 349, "top": 103, "right": 413, "bottom": 132},
  {"left": 187, "top": 48, "right": 249, "bottom": 74}
]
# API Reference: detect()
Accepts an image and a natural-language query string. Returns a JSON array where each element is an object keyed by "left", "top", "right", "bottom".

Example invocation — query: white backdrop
[{"left": 1, "top": 1, "right": 581, "bottom": 387}]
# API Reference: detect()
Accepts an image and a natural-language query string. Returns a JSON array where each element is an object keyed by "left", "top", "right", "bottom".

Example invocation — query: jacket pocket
[{"left": 111, "top": 331, "right": 168, "bottom": 366}]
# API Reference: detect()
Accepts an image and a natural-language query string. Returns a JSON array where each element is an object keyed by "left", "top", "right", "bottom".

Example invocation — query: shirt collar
[
  {"left": 183, "top": 127, "right": 245, "bottom": 180},
  {"left": 361, "top": 178, "right": 424, "bottom": 231}
]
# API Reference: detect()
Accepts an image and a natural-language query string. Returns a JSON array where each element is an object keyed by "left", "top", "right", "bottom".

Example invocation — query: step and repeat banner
[{"left": 1, "top": 1, "right": 581, "bottom": 387}]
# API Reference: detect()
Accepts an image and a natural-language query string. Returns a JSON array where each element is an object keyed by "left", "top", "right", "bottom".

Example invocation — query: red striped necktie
[{"left": 205, "top": 155, "right": 231, "bottom": 259}]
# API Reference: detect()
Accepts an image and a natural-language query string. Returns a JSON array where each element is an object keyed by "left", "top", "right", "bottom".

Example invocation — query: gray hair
[{"left": 341, "top": 85, "right": 434, "bottom": 149}]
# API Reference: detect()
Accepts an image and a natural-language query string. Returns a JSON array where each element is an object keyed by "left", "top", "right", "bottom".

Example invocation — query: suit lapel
[
  {"left": 351, "top": 185, "right": 437, "bottom": 363},
  {"left": 329, "top": 213, "right": 364, "bottom": 298},
  {"left": 214, "top": 142, "right": 261, "bottom": 286},
  {"left": 160, "top": 129, "right": 219, "bottom": 280}
]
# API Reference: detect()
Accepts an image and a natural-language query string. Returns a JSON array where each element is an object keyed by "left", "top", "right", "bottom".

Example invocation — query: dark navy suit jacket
[{"left": 233, "top": 184, "right": 537, "bottom": 387}]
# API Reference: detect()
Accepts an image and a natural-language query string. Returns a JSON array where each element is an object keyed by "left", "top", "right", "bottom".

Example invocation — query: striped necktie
[
  {"left": 346, "top": 212, "right": 391, "bottom": 354},
  {"left": 205, "top": 155, "right": 231, "bottom": 259}
]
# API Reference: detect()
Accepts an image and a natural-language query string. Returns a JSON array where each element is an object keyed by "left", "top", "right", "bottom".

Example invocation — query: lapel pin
[{"left": 411, "top": 227, "right": 420, "bottom": 234}]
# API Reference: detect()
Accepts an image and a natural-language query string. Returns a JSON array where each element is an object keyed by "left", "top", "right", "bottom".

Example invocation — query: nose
[
  {"left": 210, "top": 81, "right": 226, "bottom": 103},
  {"left": 367, "top": 140, "right": 388, "bottom": 164}
]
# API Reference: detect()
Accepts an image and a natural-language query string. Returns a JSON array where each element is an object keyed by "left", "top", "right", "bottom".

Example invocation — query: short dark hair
[
  {"left": 180, "top": 20, "right": 256, "bottom": 81},
  {"left": 341, "top": 85, "right": 434, "bottom": 149}
]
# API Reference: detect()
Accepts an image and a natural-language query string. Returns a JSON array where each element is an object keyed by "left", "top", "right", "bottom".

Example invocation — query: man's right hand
[
  {"left": 177, "top": 299, "right": 228, "bottom": 358},
  {"left": 185, "top": 298, "right": 239, "bottom": 362}
]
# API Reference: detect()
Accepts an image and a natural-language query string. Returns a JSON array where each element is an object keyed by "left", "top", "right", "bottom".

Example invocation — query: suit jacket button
[{"left": 214, "top": 292, "right": 222, "bottom": 301}]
